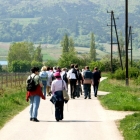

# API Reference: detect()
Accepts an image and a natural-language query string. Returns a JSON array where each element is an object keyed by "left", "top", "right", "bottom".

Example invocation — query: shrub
[
  {"left": 134, "top": 76, "right": 140, "bottom": 85},
  {"left": 129, "top": 67, "right": 139, "bottom": 79},
  {"left": 114, "top": 68, "right": 125, "bottom": 80}
]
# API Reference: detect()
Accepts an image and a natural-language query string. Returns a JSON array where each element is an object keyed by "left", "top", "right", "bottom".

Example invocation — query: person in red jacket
[{"left": 26, "top": 67, "right": 45, "bottom": 122}]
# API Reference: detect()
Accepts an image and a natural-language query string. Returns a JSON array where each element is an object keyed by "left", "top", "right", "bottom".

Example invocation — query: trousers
[
  {"left": 69, "top": 79, "right": 77, "bottom": 98},
  {"left": 93, "top": 83, "right": 99, "bottom": 97},
  {"left": 29, "top": 95, "right": 40, "bottom": 119},
  {"left": 83, "top": 84, "right": 91, "bottom": 98},
  {"left": 55, "top": 101, "right": 64, "bottom": 120}
]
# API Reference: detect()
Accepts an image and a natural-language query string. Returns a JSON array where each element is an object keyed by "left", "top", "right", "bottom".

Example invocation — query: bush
[
  {"left": 129, "top": 67, "right": 139, "bottom": 79},
  {"left": 114, "top": 69, "right": 126, "bottom": 80},
  {"left": 134, "top": 76, "right": 140, "bottom": 85},
  {"left": 111, "top": 67, "right": 140, "bottom": 80}
]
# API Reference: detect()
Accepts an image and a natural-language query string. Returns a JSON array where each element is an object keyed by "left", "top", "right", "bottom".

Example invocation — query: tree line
[{"left": 1, "top": 32, "right": 137, "bottom": 74}]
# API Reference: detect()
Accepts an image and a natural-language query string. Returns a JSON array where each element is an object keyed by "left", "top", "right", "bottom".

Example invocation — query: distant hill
[{"left": 0, "top": 0, "right": 140, "bottom": 48}]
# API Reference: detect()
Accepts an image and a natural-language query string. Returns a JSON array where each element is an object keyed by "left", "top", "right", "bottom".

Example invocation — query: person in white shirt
[{"left": 67, "top": 64, "right": 77, "bottom": 99}]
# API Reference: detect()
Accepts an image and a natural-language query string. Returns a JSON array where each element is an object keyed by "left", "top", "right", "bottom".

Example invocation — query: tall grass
[
  {"left": 119, "top": 113, "right": 140, "bottom": 140},
  {"left": 99, "top": 78, "right": 140, "bottom": 140},
  {"left": 0, "top": 90, "right": 28, "bottom": 129},
  {"left": 98, "top": 79, "right": 140, "bottom": 111}
]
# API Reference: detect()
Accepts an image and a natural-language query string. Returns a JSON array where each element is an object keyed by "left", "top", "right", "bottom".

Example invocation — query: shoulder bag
[{"left": 62, "top": 80, "right": 69, "bottom": 100}]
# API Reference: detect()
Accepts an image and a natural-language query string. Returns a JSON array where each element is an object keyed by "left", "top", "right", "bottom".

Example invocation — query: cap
[{"left": 54, "top": 72, "right": 60, "bottom": 77}]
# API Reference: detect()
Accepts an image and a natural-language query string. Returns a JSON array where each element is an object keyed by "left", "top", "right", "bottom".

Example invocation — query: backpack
[
  {"left": 39, "top": 72, "right": 48, "bottom": 81},
  {"left": 72, "top": 68, "right": 78, "bottom": 79},
  {"left": 63, "top": 73, "right": 68, "bottom": 83},
  {"left": 26, "top": 75, "right": 37, "bottom": 91}
]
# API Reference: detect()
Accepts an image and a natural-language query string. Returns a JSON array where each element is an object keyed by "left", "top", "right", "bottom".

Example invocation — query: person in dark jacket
[
  {"left": 51, "top": 72, "right": 67, "bottom": 122},
  {"left": 92, "top": 67, "right": 101, "bottom": 97},
  {"left": 83, "top": 66, "right": 93, "bottom": 99},
  {"left": 75, "top": 68, "right": 83, "bottom": 97}
]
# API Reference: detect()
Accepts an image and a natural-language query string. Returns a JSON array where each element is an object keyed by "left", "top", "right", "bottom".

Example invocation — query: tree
[
  {"left": 0, "top": 65, "right": 2, "bottom": 72},
  {"left": 90, "top": 32, "right": 96, "bottom": 61},
  {"left": 58, "top": 52, "right": 79, "bottom": 68},
  {"left": 69, "top": 37, "right": 75, "bottom": 53},
  {"left": 31, "top": 60, "right": 42, "bottom": 69},
  {"left": 8, "top": 42, "right": 34, "bottom": 64},
  {"left": 119, "top": 31, "right": 125, "bottom": 68},
  {"left": 59, "top": 35, "right": 78, "bottom": 68},
  {"left": 10, "top": 60, "right": 31, "bottom": 72},
  {"left": 33, "top": 44, "right": 43, "bottom": 62},
  {"left": 61, "top": 34, "right": 69, "bottom": 54},
  {"left": 119, "top": 31, "right": 125, "bottom": 57},
  {"left": 7, "top": 42, "right": 41, "bottom": 72},
  {"left": 44, "top": 60, "right": 58, "bottom": 67}
]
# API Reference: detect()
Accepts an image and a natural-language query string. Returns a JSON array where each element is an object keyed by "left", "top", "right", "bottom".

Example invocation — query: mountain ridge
[{"left": 0, "top": 0, "right": 140, "bottom": 48}]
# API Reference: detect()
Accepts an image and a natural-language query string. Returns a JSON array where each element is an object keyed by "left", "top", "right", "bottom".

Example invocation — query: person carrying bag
[{"left": 50, "top": 72, "right": 68, "bottom": 122}]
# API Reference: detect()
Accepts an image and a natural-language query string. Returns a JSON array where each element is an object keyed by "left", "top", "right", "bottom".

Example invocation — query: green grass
[
  {"left": 0, "top": 90, "right": 29, "bottom": 129},
  {"left": 98, "top": 78, "right": 140, "bottom": 140},
  {"left": 98, "top": 79, "right": 140, "bottom": 111},
  {"left": 119, "top": 113, "right": 140, "bottom": 140}
]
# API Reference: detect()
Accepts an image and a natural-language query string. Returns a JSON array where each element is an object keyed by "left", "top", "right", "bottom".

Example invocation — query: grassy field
[
  {"left": 0, "top": 42, "right": 140, "bottom": 61},
  {"left": 98, "top": 78, "right": 140, "bottom": 140},
  {"left": 0, "top": 42, "right": 108, "bottom": 61},
  {"left": 0, "top": 87, "right": 28, "bottom": 129}
]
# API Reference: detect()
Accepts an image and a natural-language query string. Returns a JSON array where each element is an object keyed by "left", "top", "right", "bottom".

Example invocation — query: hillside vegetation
[{"left": 0, "top": 0, "right": 140, "bottom": 49}]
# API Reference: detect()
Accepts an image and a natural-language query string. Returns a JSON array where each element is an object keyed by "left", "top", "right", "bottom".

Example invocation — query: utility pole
[
  {"left": 130, "top": 29, "right": 133, "bottom": 67},
  {"left": 107, "top": 11, "right": 123, "bottom": 72},
  {"left": 112, "top": 14, "right": 123, "bottom": 70},
  {"left": 128, "top": 26, "right": 134, "bottom": 67},
  {"left": 107, "top": 11, "right": 114, "bottom": 73},
  {"left": 125, "top": 0, "right": 129, "bottom": 85}
]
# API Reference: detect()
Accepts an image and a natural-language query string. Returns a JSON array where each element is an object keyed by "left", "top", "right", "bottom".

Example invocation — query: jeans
[
  {"left": 83, "top": 84, "right": 91, "bottom": 98},
  {"left": 29, "top": 95, "right": 40, "bottom": 119},
  {"left": 42, "top": 81, "right": 47, "bottom": 97},
  {"left": 93, "top": 83, "right": 99, "bottom": 97}
]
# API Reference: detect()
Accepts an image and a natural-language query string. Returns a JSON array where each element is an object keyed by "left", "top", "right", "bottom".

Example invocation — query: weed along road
[{"left": 0, "top": 77, "right": 132, "bottom": 140}]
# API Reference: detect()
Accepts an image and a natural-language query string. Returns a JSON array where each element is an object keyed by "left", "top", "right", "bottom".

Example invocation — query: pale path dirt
[{"left": 0, "top": 77, "right": 134, "bottom": 140}]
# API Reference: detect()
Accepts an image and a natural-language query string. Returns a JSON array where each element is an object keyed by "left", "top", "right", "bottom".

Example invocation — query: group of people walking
[{"left": 26, "top": 64, "right": 101, "bottom": 122}]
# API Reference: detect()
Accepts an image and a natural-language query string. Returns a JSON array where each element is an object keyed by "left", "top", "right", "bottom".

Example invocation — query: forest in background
[{"left": 0, "top": 0, "right": 140, "bottom": 49}]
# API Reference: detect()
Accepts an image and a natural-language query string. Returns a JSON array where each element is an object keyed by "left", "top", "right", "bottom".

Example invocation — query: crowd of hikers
[
  {"left": 26, "top": 64, "right": 101, "bottom": 122},
  {"left": 38, "top": 64, "right": 101, "bottom": 99}
]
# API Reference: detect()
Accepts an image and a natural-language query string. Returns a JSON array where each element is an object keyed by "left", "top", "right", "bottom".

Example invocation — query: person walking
[
  {"left": 39, "top": 66, "right": 48, "bottom": 98},
  {"left": 75, "top": 68, "right": 83, "bottom": 97},
  {"left": 46, "top": 66, "right": 53, "bottom": 96},
  {"left": 92, "top": 67, "right": 101, "bottom": 97},
  {"left": 26, "top": 67, "right": 45, "bottom": 122},
  {"left": 83, "top": 66, "right": 92, "bottom": 99},
  {"left": 61, "top": 68, "right": 68, "bottom": 88},
  {"left": 67, "top": 64, "right": 77, "bottom": 99},
  {"left": 51, "top": 72, "right": 67, "bottom": 122}
]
